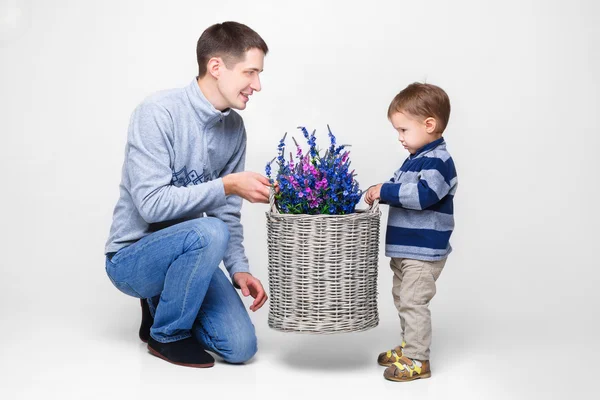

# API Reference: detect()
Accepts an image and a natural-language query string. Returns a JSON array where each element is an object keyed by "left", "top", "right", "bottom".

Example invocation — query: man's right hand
[{"left": 223, "top": 172, "right": 271, "bottom": 203}]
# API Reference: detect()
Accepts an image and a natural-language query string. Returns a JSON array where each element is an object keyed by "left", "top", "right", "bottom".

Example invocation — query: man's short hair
[
  {"left": 196, "top": 21, "right": 269, "bottom": 77},
  {"left": 388, "top": 83, "right": 451, "bottom": 133}
]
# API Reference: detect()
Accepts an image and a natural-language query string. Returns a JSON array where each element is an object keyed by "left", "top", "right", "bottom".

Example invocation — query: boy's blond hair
[{"left": 387, "top": 83, "right": 451, "bottom": 133}]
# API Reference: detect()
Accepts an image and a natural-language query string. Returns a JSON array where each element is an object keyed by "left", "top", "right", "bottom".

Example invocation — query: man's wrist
[
  {"left": 233, "top": 271, "right": 252, "bottom": 289},
  {"left": 223, "top": 174, "right": 237, "bottom": 196},
  {"left": 233, "top": 271, "right": 252, "bottom": 279}
]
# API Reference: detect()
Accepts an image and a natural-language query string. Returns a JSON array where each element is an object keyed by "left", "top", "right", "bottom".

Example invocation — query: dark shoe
[
  {"left": 147, "top": 336, "right": 215, "bottom": 368},
  {"left": 139, "top": 299, "right": 153, "bottom": 343}
]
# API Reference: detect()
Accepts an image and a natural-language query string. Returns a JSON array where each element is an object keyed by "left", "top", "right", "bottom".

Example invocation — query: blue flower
[{"left": 268, "top": 126, "right": 362, "bottom": 215}]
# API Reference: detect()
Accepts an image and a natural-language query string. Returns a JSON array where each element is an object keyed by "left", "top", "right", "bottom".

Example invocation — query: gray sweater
[{"left": 105, "top": 79, "right": 249, "bottom": 278}]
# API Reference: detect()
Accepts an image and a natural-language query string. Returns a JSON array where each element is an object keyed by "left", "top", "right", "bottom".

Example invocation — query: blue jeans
[{"left": 105, "top": 217, "right": 257, "bottom": 363}]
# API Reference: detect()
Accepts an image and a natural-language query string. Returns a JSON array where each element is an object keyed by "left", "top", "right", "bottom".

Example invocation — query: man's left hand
[{"left": 233, "top": 272, "right": 268, "bottom": 312}]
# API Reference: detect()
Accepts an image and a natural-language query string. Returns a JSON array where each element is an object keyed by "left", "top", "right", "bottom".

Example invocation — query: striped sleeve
[{"left": 380, "top": 157, "right": 456, "bottom": 210}]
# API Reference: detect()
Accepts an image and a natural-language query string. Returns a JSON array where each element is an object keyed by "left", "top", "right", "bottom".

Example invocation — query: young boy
[{"left": 365, "top": 82, "right": 457, "bottom": 382}]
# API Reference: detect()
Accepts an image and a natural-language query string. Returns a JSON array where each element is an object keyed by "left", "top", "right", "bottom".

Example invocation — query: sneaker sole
[
  {"left": 147, "top": 345, "right": 215, "bottom": 368},
  {"left": 385, "top": 371, "right": 432, "bottom": 382}
]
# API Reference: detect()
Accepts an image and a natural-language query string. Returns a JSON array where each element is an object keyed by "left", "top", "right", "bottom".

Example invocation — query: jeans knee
[
  {"left": 222, "top": 332, "right": 258, "bottom": 364},
  {"left": 202, "top": 217, "right": 230, "bottom": 251},
  {"left": 183, "top": 218, "right": 230, "bottom": 254}
]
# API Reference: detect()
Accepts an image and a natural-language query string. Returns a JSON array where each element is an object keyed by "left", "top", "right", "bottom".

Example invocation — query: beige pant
[{"left": 390, "top": 257, "right": 446, "bottom": 360}]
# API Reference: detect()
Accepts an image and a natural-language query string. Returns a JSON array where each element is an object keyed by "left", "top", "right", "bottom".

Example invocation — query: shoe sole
[
  {"left": 147, "top": 345, "right": 215, "bottom": 368},
  {"left": 384, "top": 372, "right": 432, "bottom": 382}
]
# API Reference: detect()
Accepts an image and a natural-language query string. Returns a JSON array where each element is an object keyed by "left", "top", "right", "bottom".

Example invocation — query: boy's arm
[
  {"left": 364, "top": 176, "right": 394, "bottom": 205},
  {"left": 205, "top": 127, "right": 250, "bottom": 279},
  {"left": 127, "top": 102, "right": 227, "bottom": 223},
  {"left": 379, "top": 176, "right": 394, "bottom": 204},
  {"left": 379, "top": 159, "right": 456, "bottom": 210}
]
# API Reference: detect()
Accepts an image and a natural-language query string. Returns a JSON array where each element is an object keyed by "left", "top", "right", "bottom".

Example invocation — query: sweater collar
[
  {"left": 410, "top": 137, "right": 445, "bottom": 159},
  {"left": 185, "top": 79, "right": 231, "bottom": 125}
]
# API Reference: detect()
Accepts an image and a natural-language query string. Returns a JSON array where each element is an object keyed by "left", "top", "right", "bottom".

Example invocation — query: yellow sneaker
[
  {"left": 377, "top": 341, "right": 406, "bottom": 366},
  {"left": 383, "top": 356, "right": 431, "bottom": 382}
]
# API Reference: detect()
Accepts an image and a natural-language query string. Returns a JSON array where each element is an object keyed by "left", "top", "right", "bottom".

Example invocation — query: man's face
[
  {"left": 216, "top": 48, "right": 264, "bottom": 110},
  {"left": 390, "top": 111, "right": 435, "bottom": 155}
]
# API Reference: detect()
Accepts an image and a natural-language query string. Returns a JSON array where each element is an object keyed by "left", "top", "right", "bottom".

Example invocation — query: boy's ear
[
  {"left": 424, "top": 117, "right": 437, "bottom": 134},
  {"left": 206, "top": 57, "right": 223, "bottom": 78}
]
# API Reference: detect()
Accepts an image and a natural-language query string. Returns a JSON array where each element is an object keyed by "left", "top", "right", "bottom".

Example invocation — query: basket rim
[
  {"left": 266, "top": 209, "right": 380, "bottom": 220},
  {"left": 268, "top": 189, "right": 379, "bottom": 217}
]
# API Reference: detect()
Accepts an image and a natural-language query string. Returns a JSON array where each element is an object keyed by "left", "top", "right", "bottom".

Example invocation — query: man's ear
[
  {"left": 206, "top": 57, "right": 223, "bottom": 79},
  {"left": 424, "top": 117, "right": 437, "bottom": 134}
]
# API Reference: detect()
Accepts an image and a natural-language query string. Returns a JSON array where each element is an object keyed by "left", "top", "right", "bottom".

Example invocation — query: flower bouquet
[
  {"left": 265, "top": 126, "right": 362, "bottom": 215},
  {"left": 265, "top": 126, "right": 381, "bottom": 334}
]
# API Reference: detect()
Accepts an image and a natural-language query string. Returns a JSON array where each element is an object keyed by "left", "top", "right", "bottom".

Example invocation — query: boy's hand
[
  {"left": 365, "top": 184, "right": 383, "bottom": 205},
  {"left": 233, "top": 272, "right": 268, "bottom": 312}
]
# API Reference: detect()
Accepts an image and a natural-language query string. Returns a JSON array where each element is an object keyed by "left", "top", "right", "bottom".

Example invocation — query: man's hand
[
  {"left": 223, "top": 172, "right": 270, "bottom": 203},
  {"left": 233, "top": 272, "right": 268, "bottom": 312},
  {"left": 365, "top": 184, "right": 383, "bottom": 205}
]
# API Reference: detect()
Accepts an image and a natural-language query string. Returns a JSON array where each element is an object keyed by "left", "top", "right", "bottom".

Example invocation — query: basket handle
[
  {"left": 367, "top": 199, "right": 380, "bottom": 212},
  {"left": 269, "top": 188, "right": 379, "bottom": 213},
  {"left": 269, "top": 187, "right": 278, "bottom": 213}
]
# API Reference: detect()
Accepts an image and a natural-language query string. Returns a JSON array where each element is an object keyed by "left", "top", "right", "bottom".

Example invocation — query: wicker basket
[{"left": 266, "top": 196, "right": 381, "bottom": 333}]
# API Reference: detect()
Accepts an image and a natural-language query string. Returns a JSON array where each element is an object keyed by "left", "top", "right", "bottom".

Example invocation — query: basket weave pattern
[{"left": 266, "top": 200, "right": 381, "bottom": 333}]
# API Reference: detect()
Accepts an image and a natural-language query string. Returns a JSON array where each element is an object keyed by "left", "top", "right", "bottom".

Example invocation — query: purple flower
[{"left": 267, "top": 125, "right": 362, "bottom": 215}]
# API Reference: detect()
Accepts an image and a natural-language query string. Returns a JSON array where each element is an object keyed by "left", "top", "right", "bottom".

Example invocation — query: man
[{"left": 105, "top": 22, "right": 270, "bottom": 368}]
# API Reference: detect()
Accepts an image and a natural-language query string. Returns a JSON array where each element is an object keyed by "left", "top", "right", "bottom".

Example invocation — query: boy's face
[
  {"left": 216, "top": 48, "right": 264, "bottom": 110},
  {"left": 390, "top": 111, "right": 439, "bottom": 155}
]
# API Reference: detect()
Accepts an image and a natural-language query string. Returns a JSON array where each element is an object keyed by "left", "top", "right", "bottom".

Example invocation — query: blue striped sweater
[{"left": 380, "top": 138, "right": 457, "bottom": 261}]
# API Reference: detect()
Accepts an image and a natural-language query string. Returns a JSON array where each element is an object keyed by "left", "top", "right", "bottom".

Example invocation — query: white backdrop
[{"left": 1, "top": 0, "right": 599, "bottom": 398}]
